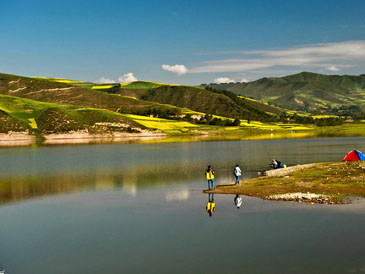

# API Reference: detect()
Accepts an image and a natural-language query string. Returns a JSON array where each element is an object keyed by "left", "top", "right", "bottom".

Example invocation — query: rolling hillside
[
  {"left": 204, "top": 72, "right": 365, "bottom": 114},
  {"left": 0, "top": 72, "right": 350, "bottom": 141},
  {"left": 0, "top": 73, "right": 284, "bottom": 138},
  {"left": 116, "top": 85, "right": 276, "bottom": 121},
  {"left": 0, "top": 73, "right": 184, "bottom": 117},
  {"left": 0, "top": 94, "right": 145, "bottom": 134},
  {"left": 1, "top": 73, "right": 276, "bottom": 121},
  {"left": 40, "top": 77, "right": 280, "bottom": 120}
]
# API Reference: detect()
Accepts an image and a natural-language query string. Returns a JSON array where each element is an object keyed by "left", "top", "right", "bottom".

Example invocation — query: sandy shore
[{"left": 0, "top": 132, "right": 36, "bottom": 147}]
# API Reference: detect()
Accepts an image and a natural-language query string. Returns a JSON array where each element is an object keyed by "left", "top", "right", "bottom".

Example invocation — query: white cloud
[
  {"left": 214, "top": 77, "right": 235, "bottom": 84},
  {"left": 162, "top": 64, "right": 188, "bottom": 75},
  {"left": 96, "top": 77, "right": 115, "bottom": 83},
  {"left": 240, "top": 78, "right": 249, "bottom": 83},
  {"left": 118, "top": 73, "right": 137, "bottom": 83},
  {"left": 190, "top": 40, "right": 365, "bottom": 74},
  {"left": 326, "top": 65, "right": 340, "bottom": 72}
]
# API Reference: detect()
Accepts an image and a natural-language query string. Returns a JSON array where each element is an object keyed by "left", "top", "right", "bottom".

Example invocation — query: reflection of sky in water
[{"left": 0, "top": 184, "right": 364, "bottom": 274}]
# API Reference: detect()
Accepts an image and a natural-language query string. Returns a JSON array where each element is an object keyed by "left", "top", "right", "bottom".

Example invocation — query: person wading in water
[{"left": 205, "top": 165, "right": 215, "bottom": 190}]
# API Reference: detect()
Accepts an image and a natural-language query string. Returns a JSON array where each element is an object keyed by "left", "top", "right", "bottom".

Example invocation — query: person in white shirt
[
  {"left": 233, "top": 164, "right": 241, "bottom": 185},
  {"left": 234, "top": 194, "right": 242, "bottom": 209}
]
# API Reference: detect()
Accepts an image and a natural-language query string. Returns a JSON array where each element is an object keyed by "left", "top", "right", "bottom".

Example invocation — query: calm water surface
[{"left": 0, "top": 137, "right": 365, "bottom": 274}]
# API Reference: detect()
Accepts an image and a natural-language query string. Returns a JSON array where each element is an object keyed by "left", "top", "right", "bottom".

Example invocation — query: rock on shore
[{"left": 265, "top": 192, "right": 347, "bottom": 204}]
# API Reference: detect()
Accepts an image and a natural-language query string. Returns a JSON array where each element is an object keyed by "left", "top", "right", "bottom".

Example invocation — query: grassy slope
[
  {"left": 43, "top": 76, "right": 277, "bottom": 121},
  {"left": 0, "top": 94, "right": 149, "bottom": 134},
  {"left": 207, "top": 72, "right": 365, "bottom": 113},
  {"left": 119, "top": 85, "right": 274, "bottom": 120},
  {"left": 0, "top": 93, "right": 211, "bottom": 136},
  {"left": 4, "top": 72, "right": 364, "bottom": 139},
  {"left": 207, "top": 161, "right": 365, "bottom": 201},
  {"left": 0, "top": 73, "right": 184, "bottom": 116},
  {"left": 0, "top": 74, "right": 308, "bottom": 136}
]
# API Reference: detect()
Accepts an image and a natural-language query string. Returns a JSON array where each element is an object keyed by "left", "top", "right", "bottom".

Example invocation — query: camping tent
[{"left": 343, "top": 150, "right": 365, "bottom": 161}]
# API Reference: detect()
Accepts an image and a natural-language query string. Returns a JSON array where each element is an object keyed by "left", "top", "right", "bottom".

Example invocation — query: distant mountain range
[{"left": 203, "top": 72, "right": 365, "bottom": 115}]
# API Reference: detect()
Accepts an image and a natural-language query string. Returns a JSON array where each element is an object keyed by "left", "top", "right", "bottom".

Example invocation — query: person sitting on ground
[
  {"left": 205, "top": 165, "right": 215, "bottom": 190},
  {"left": 233, "top": 164, "right": 242, "bottom": 185},
  {"left": 271, "top": 159, "right": 285, "bottom": 169}
]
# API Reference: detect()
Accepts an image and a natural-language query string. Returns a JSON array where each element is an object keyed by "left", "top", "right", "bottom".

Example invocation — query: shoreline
[
  {"left": 0, "top": 131, "right": 168, "bottom": 147},
  {"left": 204, "top": 162, "right": 365, "bottom": 204},
  {"left": 1, "top": 128, "right": 365, "bottom": 147}
]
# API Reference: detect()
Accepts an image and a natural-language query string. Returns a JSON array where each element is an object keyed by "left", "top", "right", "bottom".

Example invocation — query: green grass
[{"left": 0, "top": 94, "right": 63, "bottom": 127}]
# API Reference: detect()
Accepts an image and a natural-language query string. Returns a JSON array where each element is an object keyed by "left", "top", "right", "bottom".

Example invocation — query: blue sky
[{"left": 1, "top": 0, "right": 364, "bottom": 84}]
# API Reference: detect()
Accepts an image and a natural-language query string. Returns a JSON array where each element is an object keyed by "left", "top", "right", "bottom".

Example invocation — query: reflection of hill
[
  {"left": 0, "top": 174, "right": 91, "bottom": 205},
  {"left": 0, "top": 166, "right": 200, "bottom": 205}
]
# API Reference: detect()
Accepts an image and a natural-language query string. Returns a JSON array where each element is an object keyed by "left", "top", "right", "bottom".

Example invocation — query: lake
[{"left": 0, "top": 137, "right": 365, "bottom": 274}]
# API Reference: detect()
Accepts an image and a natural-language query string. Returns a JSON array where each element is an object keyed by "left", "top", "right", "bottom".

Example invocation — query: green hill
[
  {"left": 0, "top": 72, "right": 349, "bottom": 139},
  {"left": 116, "top": 85, "right": 277, "bottom": 121},
  {"left": 204, "top": 72, "right": 365, "bottom": 115},
  {"left": 0, "top": 73, "right": 184, "bottom": 117},
  {"left": 0, "top": 73, "right": 284, "bottom": 138},
  {"left": 1, "top": 73, "right": 276, "bottom": 122},
  {"left": 0, "top": 94, "right": 144, "bottom": 134}
]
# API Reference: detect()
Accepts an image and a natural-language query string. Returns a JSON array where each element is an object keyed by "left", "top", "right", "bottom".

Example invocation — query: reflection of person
[
  {"left": 234, "top": 194, "right": 242, "bottom": 209},
  {"left": 233, "top": 164, "right": 241, "bottom": 184},
  {"left": 206, "top": 193, "right": 216, "bottom": 217},
  {"left": 205, "top": 165, "right": 215, "bottom": 190}
]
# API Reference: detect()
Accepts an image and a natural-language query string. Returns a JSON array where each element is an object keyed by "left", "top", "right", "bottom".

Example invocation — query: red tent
[{"left": 343, "top": 150, "right": 365, "bottom": 161}]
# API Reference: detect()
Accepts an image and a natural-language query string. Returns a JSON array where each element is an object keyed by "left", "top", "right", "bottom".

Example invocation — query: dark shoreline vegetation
[
  {"left": 205, "top": 162, "right": 365, "bottom": 204},
  {"left": 0, "top": 72, "right": 364, "bottom": 146}
]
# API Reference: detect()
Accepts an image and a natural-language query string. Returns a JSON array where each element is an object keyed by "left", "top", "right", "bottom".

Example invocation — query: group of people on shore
[
  {"left": 205, "top": 159, "right": 287, "bottom": 217},
  {"left": 205, "top": 159, "right": 285, "bottom": 191},
  {"left": 205, "top": 164, "right": 242, "bottom": 190},
  {"left": 205, "top": 164, "right": 243, "bottom": 217}
]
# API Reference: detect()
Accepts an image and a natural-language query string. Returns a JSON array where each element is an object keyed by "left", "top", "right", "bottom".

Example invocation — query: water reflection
[
  {"left": 165, "top": 189, "right": 189, "bottom": 201},
  {"left": 234, "top": 194, "right": 243, "bottom": 209},
  {"left": 206, "top": 193, "right": 216, "bottom": 217},
  {"left": 1, "top": 136, "right": 365, "bottom": 206},
  {"left": 0, "top": 170, "right": 188, "bottom": 205}
]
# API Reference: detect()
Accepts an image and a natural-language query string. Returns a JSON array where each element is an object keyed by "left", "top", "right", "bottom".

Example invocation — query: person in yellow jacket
[
  {"left": 205, "top": 165, "right": 215, "bottom": 190},
  {"left": 206, "top": 193, "right": 216, "bottom": 217}
]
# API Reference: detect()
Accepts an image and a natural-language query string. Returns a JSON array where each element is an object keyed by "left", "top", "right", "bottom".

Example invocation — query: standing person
[
  {"left": 205, "top": 165, "right": 215, "bottom": 190},
  {"left": 233, "top": 164, "right": 241, "bottom": 185}
]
